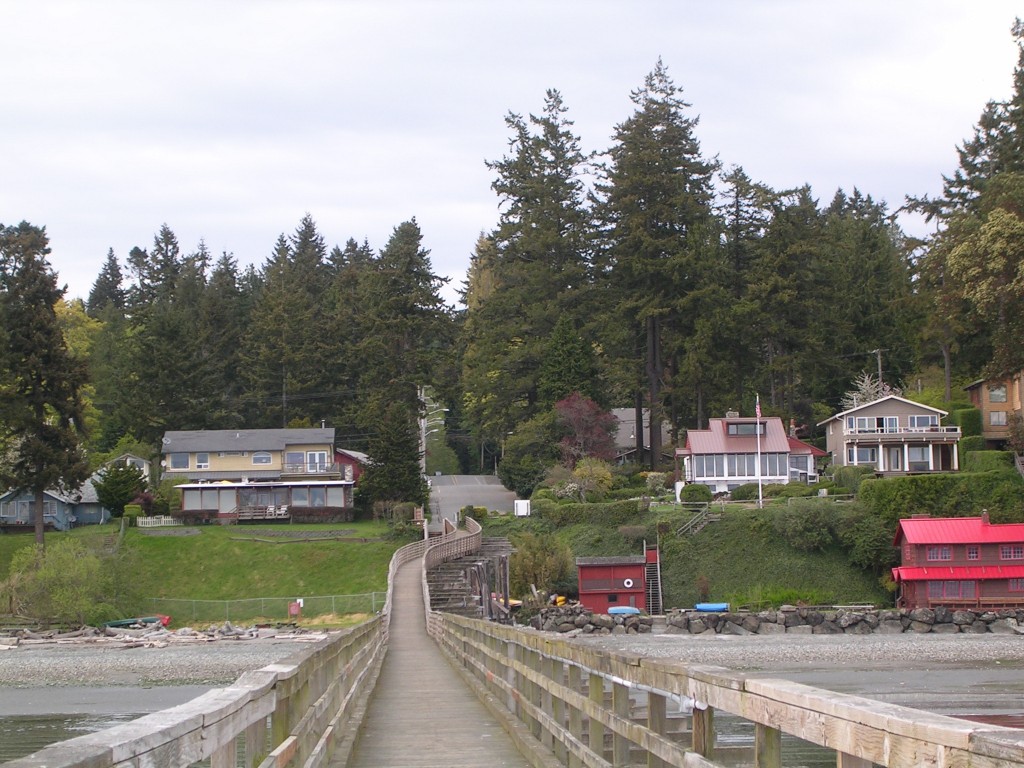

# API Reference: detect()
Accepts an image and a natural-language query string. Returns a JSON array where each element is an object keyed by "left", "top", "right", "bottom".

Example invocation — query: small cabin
[{"left": 576, "top": 556, "right": 647, "bottom": 613}]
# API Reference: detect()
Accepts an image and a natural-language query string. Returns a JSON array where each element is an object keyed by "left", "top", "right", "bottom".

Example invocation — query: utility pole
[{"left": 870, "top": 348, "right": 887, "bottom": 383}]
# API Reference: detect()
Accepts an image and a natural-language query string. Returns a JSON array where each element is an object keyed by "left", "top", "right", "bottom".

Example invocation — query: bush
[
  {"left": 508, "top": 532, "right": 573, "bottom": 599},
  {"left": 962, "top": 450, "right": 1015, "bottom": 473},
  {"left": 729, "top": 483, "right": 760, "bottom": 501},
  {"left": 679, "top": 483, "right": 713, "bottom": 503},
  {"left": 948, "top": 407, "right": 982, "bottom": 437},
  {"left": 835, "top": 505, "right": 898, "bottom": 571},
  {"left": 831, "top": 465, "right": 875, "bottom": 494},
  {"left": 534, "top": 499, "right": 646, "bottom": 527},
  {"left": 617, "top": 525, "right": 648, "bottom": 543},
  {"left": 123, "top": 504, "right": 143, "bottom": 526},
  {"left": 859, "top": 470, "right": 1024, "bottom": 527},
  {"left": 959, "top": 435, "right": 986, "bottom": 453},
  {"left": 772, "top": 500, "right": 839, "bottom": 552},
  {"left": 765, "top": 483, "right": 816, "bottom": 499}
]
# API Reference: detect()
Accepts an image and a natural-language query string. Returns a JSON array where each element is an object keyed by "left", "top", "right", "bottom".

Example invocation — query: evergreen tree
[
  {"left": 92, "top": 462, "right": 146, "bottom": 518},
  {"left": 536, "top": 316, "right": 601, "bottom": 409},
  {"left": 357, "top": 401, "right": 429, "bottom": 510},
  {"left": 86, "top": 249, "right": 126, "bottom": 318},
  {"left": 595, "top": 60, "right": 718, "bottom": 460},
  {"left": 0, "top": 222, "right": 89, "bottom": 546}
]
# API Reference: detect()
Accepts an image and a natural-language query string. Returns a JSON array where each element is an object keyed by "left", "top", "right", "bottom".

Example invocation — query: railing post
[
  {"left": 588, "top": 672, "right": 606, "bottom": 762},
  {"left": 837, "top": 752, "right": 872, "bottom": 768},
  {"left": 544, "top": 655, "right": 563, "bottom": 760},
  {"left": 755, "top": 722, "right": 781, "bottom": 768},
  {"left": 692, "top": 704, "right": 714, "bottom": 760},
  {"left": 647, "top": 691, "right": 667, "bottom": 768},
  {"left": 612, "top": 680, "right": 630, "bottom": 766},
  {"left": 567, "top": 664, "right": 584, "bottom": 768}
]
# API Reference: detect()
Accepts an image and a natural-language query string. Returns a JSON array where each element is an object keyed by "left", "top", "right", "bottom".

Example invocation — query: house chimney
[
  {"left": 982, "top": 510, "right": 990, "bottom": 525},
  {"left": 789, "top": 418, "right": 797, "bottom": 437},
  {"left": 725, "top": 410, "right": 739, "bottom": 419}
]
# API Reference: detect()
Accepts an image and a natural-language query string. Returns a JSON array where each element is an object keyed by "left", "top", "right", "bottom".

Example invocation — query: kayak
[
  {"left": 102, "top": 615, "right": 171, "bottom": 628},
  {"left": 607, "top": 606, "right": 641, "bottom": 615},
  {"left": 694, "top": 602, "right": 729, "bottom": 612}
]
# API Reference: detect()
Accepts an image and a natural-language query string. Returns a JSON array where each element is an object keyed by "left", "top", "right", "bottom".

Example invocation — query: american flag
[{"left": 755, "top": 394, "right": 761, "bottom": 419}]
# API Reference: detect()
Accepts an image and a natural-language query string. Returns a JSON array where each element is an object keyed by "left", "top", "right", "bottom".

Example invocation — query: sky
[{"left": 3, "top": 1, "right": 1021, "bottom": 307}]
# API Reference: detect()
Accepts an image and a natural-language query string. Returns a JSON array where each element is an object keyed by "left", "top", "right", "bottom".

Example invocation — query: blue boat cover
[
  {"left": 694, "top": 602, "right": 729, "bottom": 612},
  {"left": 607, "top": 606, "right": 642, "bottom": 615}
]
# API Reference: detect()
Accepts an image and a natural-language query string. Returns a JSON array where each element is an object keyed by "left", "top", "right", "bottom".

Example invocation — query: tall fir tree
[
  {"left": 0, "top": 222, "right": 89, "bottom": 546},
  {"left": 86, "top": 248, "right": 126, "bottom": 318}
]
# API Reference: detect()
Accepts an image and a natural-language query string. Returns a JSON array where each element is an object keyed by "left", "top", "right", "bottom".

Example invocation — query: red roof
[
  {"left": 892, "top": 564, "right": 1024, "bottom": 582},
  {"left": 787, "top": 436, "right": 827, "bottom": 457},
  {"left": 677, "top": 416, "right": 790, "bottom": 455},
  {"left": 894, "top": 516, "right": 1024, "bottom": 546}
]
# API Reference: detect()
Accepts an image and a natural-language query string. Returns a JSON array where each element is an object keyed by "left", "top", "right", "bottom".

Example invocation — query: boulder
[
  {"left": 876, "top": 620, "right": 905, "bottom": 634},
  {"left": 741, "top": 615, "right": 761, "bottom": 633},
  {"left": 787, "top": 625, "right": 813, "bottom": 635},
  {"left": 988, "top": 618, "right": 1019, "bottom": 635},
  {"left": 966, "top": 621, "right": 990, "bottom": 634},
  {"left": 909, "top": 608, "right": 935, "bottom": 625},
  {"left": 845, "top": 621, "right": 874, "bottom": 635},
  {"left": 931, "top": 623, "right": 960, "bottom": 634},
  {"left": 952, "top": 610, "right": 976, "bottom": 626},
  {"left": 804, "top": 610, "right": 825, "bottom": 627},
  {"left": 909, "top": 620, "right": 933, "bottom": 633},
  {"left": 757, "top": 621, "right": 786, "bottom": 635},
  {"left": 719, "top": 621, "right": 752, "bottom": 636},
  {"left": 933, "top": 605, "right": 953, "bottom": 624},
  {"left": 812, "top": 621, "right": 842, "bottom": 635}
]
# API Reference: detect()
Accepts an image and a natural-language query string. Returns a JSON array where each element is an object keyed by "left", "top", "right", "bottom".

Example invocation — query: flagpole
[{"left": 756, "top": 394, "right": 763, "bottom": 509}]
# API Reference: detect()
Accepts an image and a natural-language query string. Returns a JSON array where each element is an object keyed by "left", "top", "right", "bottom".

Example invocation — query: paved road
[{"left": 429, "top": 474, "right": 517, "bottom": 525}]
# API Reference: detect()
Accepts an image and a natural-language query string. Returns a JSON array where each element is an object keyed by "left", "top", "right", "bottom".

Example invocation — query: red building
[
  {"left": 892, "top": 513, "right": 1024, "bottom": 610},
  {"left": 576, "top": 556, "right": 647, "bottom": 613}
]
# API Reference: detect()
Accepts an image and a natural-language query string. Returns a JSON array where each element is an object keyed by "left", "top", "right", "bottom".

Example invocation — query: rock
[
  {"left": 804, "top": 610, "right": 825, "bottom": 627},
  {"left": 689, "top": 620, "right": 708, "bottom": 635},
  {"left": 846, "top": 621, "right": 874, "bottom": 635},
  {"left": 837, "top": 612, "right": 864, "bottom": 629},
  {"left": 988, "top": 618, "right": 1019, "bottom": 635},
  {"left": 910, "top": 621, "right": 933, "bottom": 633},
  {"left": 611, "top": 625, "right": 627, "bottom": 635},
  {"left": 637, "top": 622, "right": 651, "bottom": 633},
  {"left": 719, "top": 621, "right": 752, "bottom": 636},
  {"left": 592, "top": 614, "right": 615, "bottom": 630},
  {"left": 556, "top": 622, "right": 576, "bottom": 633},
  {"left": 933, "top": 606, "right": 953, "bottom": 624},
  {"left": 812, "top": 621, "right": 842, "bottom": 635},
  {"left": 786, "top": 625, "right": 813, "bottom": 635},
  {"left": 574, "top": 614, "right": 590, "bottom": 628},
  {"left": 931, "top": 623, "right": 960, "bottom": 634},
  {"left": 876, "top": 620, "right": 905, "bottom": 634},
  {"left": 966, "top": 621, "right": 990, "bottom": 634},
  {"left": 757, "top": 621, "right": 786, "bottom": 635},
  {"left": 783, "top": 612, "right": 805, "bottom": 628},
  {"left": 909, "top": 608, "right": 935, "bottom": 625},
  {"left": 741, "top": 615, "right": 761, "bottom": 633},
  {"left": 952, "top": 610, "right": 976, "bottom": 626}
]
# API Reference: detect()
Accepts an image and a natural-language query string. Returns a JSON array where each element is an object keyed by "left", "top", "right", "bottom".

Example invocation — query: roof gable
[
  {"left": 818, "top": 395, "right": 948, "bottom": 425},
  {"left": 678, "top": 416, "right": 789, "bottom": 455},
  {"left": 894, "top": 515, "right": 1024, "bottom": 546}
]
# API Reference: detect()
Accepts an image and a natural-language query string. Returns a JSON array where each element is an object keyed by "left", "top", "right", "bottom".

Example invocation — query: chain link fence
[{"left": 145, "top": 592, "right": 387, "bottom": 624}]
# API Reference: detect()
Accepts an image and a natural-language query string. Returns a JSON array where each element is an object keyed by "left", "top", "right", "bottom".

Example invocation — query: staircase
[
  {"left": 676, "top": 504, "right": 722, "bottom": 537},
  {"left": 645, "top": 556, "right": 663, "bottom": 616},
  {"left": 426, "top": 537, "right": 514, "bottom": 620}
]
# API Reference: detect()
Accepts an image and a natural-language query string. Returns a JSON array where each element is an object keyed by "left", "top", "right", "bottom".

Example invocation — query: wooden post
[
  {"left": 211, "top": 740, "right": 235, "bottom": 768},
  {"left": 547, "top": 656, "right": 567, "bottom": 763},
  {"left": 568, "top": 664, "right": 585, "bottom": 768},
  {"left": 647, "top": 692, "right": 667, "bottom": 768},
  {"left": 589, "top": 673, "right": 606, "bottom": 762},
  {"left": 755, "top": 723, "right": 781, "bottom": 768},
  {"left": 692, "top": 704, "right": 714, "bottom": 760},
  {"left": 837, "top": 752, "right": 873, "bottom": 768},
  {"left": 612, "top": 681, "right": 630, "bottom": 767},
  {"left": 244, "top": 718, "right": 266, "bottom": 768}
]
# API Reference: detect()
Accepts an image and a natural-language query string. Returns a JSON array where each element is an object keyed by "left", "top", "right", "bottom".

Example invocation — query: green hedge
[
  {"left": 859, "top": 470, "right": 1024, "bottom": 527},
  {"left": 679, "top": 483, "right": 713, "bottom": 503},
  {"left": 534, "top": 498, "right": 647, "bottom": 527},
  {"left": 959, "top": 435, "right": 985, "bottom": 453},
  {"left": 962, "top": 450, "right": 1016, "bottom": 473},
  {"left": 948, "top": 407, "right": 982, "bottom": 437}
]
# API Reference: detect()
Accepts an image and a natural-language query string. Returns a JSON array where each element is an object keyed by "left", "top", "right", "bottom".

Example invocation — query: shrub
[
  {"left": 123, "top": 504, "right": 143, "bottom": 526},
  {"left": 831, "top": 465, "right": 875, "bottom": 494},
  {"left": 959, "top": 435, "right": 985, "bottom": 453},
  {"left": 508, "top": 532, "right": 573, "bottom": 599},
  {"left": 859, "top": 470, "right": 1024, "bottom": 527},
  {"left": 679, "top": 483, "right": 713, "bottom": 503},
  {"left": 962, "top": 450, "right": 1015, "bottom": 473},
  {"left": 729, "top": 483, "right": 761, "bottom": 501},
  {"left": 765, "top": 483, "right": 816, "bottom": 499},
  {"left": 948, "top": 407, "right": 982, "bottom": 437},
  {"left": 772, "top": 500, "right": 839, "bottom": 552},
  {"left": 534, "top": 499, "right": 646, "bottom": 527},
  {"left": 617, "top": 525, "right": 648, "bottom": 543}
]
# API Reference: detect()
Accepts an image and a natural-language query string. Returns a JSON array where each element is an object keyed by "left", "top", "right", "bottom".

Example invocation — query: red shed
[{"left": 576, "top": 556, "right": 647, "bottom": 613}]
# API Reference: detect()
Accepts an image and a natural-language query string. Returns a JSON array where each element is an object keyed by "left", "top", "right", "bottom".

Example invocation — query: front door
[
  {"left": 887, "top": 446, "right": 902, "bottom": 471},
  {"left": 307, "top": 451, "right": 328, "bottom": 473}
]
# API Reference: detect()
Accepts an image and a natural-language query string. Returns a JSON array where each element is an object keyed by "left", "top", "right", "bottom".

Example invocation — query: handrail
[{"left": 435, "top": 612, "right": 1024, "bottom": 767}]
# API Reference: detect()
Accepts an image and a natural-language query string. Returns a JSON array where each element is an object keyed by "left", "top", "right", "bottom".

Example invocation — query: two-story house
[
  {"left": 892, "top": 513, "right": 1024, "bottom": 610},
  {"left": 965, "top": 371, "right": 1024, "bottom": 449},
  {"left": 161, "top": 428, "right": 356, "bottom": 523},
  {"left": 675, "top": 412, "right": 820, "bottom": 494},
  {"left": 816, "top": 395, "right": 960, "bottom": 475}
]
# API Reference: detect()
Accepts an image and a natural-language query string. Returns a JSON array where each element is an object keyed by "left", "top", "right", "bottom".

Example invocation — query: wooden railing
[{"left": 432, "top": 612, "right": 1024, "bottom": 767}]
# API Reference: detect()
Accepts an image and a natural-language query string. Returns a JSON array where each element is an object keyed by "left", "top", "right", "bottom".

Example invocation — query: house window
[
  {"left": 989, "top": 384, "right": 1008, "bottom": 403},
  {"left": 1000, "top": 545, "right": 1024, "bottom": 560},
  {"left": 695, "top": 455, "right": 724, "bottom": 478},
  {"left": 285, "top": 451, "right": 304, "bottom": 470},
  {"left": 847, "top": 447, "right": 877, "bottom": 465},
  {"left": 928, "top": 580, "right": 976, "bottom": 599},
  {"left": 196, "top": 453, "right": 210, "bottom": 470},
  {"left": 169, "top": 453, "right": 189, "bottom": 470},
  {"left": 292, "top": 487, "right": 309, "bottom": 506},
  {"left": 727, "top": 422, "right": 764, "bottom": 436},
  {"left": 926, "top": 546, "right": 951, "bottom": 561},
  {"left": 252, "top": 452, "right": 272, "bottom": 465},
  {"left": 1010, "top": 579, "right": 1024, "bottom": 592},
  {"left": 966, "top": 545, "right": 979, "bottom": 561},
  {"left": 909, "top": 415, "right": 938, "bottom": 429},
  {"left": 991, "top": 411, "right": 1008, "bottom": 426},
  {"left": 908, "top": 446, "right": 930, "bottom": 472},
  {"left": 607, "top": 594, "right": 619, "bottom": 603}
]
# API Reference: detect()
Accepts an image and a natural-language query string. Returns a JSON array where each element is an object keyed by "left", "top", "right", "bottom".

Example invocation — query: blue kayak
[
  {"left": 694, "top": 602, "right": 729, "bottom": 612},
  {"left": 607, "top": 606, "right": 641, "bottom": 615}
]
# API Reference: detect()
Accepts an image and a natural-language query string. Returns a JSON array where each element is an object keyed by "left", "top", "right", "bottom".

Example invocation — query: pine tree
[
  {"left": 86, "top": 248, "right": 126, "bottom": 318},
  {"left": 0, "top": 222, "right": 89, "bottom": 547}
]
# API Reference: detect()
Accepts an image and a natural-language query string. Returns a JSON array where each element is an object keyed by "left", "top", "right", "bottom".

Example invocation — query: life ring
[{"left": 623, "top": 578, "right": 634, "bottom": 588}]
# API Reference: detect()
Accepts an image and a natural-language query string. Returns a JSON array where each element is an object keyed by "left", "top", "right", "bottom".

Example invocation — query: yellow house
[{"left": 965, "top": 371, "right": 1024, "bottom": 450}]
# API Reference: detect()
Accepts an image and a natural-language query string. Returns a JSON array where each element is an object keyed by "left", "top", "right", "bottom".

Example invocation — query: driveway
[{"left": 429, "top": 475, "right": 517, "bottom": 525}]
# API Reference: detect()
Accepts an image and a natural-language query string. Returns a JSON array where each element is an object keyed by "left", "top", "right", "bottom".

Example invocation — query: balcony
[
  {"left": 280, "top": 462, "right": 342, "bottom": 477},
  {"left": 844, "top": 425, "right": 960, "bottom": 443}
]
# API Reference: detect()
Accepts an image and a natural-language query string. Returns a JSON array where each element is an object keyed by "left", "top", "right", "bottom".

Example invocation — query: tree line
[{"left": 3, "top": 25, "right": 1023, "bottom": 524}]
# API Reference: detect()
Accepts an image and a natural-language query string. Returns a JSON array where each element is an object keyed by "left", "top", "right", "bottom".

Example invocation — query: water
[{"left": 0, "top": 685, "right": 212, "bottom": 763}]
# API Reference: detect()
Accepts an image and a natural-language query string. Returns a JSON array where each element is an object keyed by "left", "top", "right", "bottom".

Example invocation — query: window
[
  {"left": 928, "top": 580, "right": 976, "bottom": 599},
  {"left": 607, "top": 594, "right": 619, "bottom": 603},
  {"left": 169, "top": 453, "right": 189, "bottom": 470},
  {"left": 908, "top": 446, "right": 930, "bottom": 472},
  {"left": 989, "top": 384, "right": 1008, "bottom": 403},
  {"left": 285, "top": 451, "right": 304, "bottom": 470},
  {"left": 926, "top": 545, "right": 951, "bottom": 561},
  {"left": 847, "top": 447, "right": 877, "bottom": 465},
  {"left": 252, "top": 452, "right": 272, "bottom": 465},
  {"left": 695, "top": 455, "right": 724, "bottom": 478},
  {"left": 727, "top": 422, "right": 764, "bottom": 436},
  {"left": 1000, "top": 545, "right": 1024, "bottom": 560},
  {"left": 1011, "top": 579, "right": 1024, "bottom": 592},
  {"left": 991, "top": 411, "right": 1008, "bottom": 426},
  {"left": 196, "top": 453, "right": 210, "bottom": 470},
  {"left": 309, "top": 487, "right": 327, "bottom": 507},
  {"left": 909, "top": 414, "right": 938, "bottom": 429},
  {"left": 291, "top": 487, "right": 309, "bottom": 507},
  {"left": 967, "top": 545, "right": 979, "bottom": 561}
]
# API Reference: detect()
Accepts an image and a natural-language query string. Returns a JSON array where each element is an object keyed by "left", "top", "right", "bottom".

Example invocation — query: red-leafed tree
[{"left": 555, "top": 392, "right": 617, "bottom": 467}]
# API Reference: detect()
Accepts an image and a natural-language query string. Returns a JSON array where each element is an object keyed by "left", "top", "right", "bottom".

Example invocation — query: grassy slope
[
  {"left": 0, "top": 521, "right": 405, "bottom": 601},
  {"left": 481, "top": 503, "right": 888, "bottom": 609}
]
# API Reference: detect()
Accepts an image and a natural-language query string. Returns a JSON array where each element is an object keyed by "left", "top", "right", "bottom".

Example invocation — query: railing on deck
[{"left": 431, "top": 613, "right": 1024, "bottom": 767}]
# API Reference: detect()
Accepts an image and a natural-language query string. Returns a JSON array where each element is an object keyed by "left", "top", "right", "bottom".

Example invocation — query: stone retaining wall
[{"left": 532, "top": 604, "right": 1024, "bottom": 636}]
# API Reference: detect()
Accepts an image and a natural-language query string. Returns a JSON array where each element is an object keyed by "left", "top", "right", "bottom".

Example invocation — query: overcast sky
[{"left": 3, "top": 2, "right": 1020, "bottom": 307}]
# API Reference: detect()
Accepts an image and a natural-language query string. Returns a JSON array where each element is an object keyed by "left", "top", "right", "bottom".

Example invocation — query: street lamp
[{"left": 420, "top": 405, "right": 449, "bottom": 475}]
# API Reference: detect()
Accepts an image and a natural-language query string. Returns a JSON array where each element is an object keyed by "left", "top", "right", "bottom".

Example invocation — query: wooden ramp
[{"left": 343, "top": 560, "right": 531, "bottom": 768}]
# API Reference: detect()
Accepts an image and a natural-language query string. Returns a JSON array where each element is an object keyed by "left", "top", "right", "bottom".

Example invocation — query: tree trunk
[
  {"left": 941, "top": 342, "right": 952, "bottom": 402},
  {"left": 646, "top": 317, "right": 663, "bottom": 470},
  {"left": 633, "top": 391, "right": 645, "bottom": 467},
  {"left": 34, "top": 488, "right": 46, "bottom": 548}
]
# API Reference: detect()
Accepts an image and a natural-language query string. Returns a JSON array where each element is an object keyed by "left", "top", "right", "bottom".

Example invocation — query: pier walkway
[{"left": 344, "top": 560, "right": 530, "bottom": 768}]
